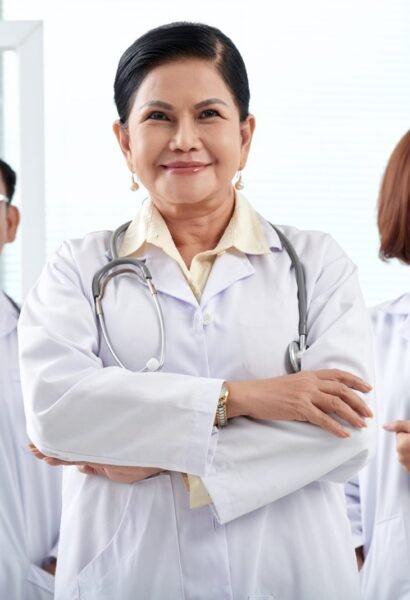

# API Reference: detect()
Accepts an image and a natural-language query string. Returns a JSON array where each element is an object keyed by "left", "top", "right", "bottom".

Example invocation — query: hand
[
  {"left": 227, "top": 369, "right": 373, "bottom": 438},
  {"left": 355, "top": 546, "right": 364, "bottom": 571},
  {"left": 28, "top": 443, "right": 163, "bottom": 483},
  {"left": 42, "top": 558, "right": 57, "bottom": 576},
  {"left": 383, "top": 420, "right": 410, "bottom": 471},
  {"left": 77, "top": 463, "right": 163, "bottom": 483}
]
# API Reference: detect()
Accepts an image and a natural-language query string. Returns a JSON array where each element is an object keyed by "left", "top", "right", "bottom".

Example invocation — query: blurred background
[{"left": 0, "top": 0, "right": 409, "bottom": 305}]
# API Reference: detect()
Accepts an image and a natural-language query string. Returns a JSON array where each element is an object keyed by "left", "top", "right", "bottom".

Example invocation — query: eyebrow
[{"left": 139, "top": 98, "right": 229, "bottom": 111}]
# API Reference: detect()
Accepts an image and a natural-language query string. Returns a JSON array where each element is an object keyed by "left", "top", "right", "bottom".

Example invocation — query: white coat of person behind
[
  {"left": 19, "top": 22, "right": 376, "bottom": 600},
  {"left": 0, "top": 159, "right": 62, "bottom": 599},
  {"left": 346, "top": 130, "right": 410, "bottom": 600}
]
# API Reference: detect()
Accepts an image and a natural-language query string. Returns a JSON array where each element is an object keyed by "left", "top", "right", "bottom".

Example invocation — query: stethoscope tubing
[
  {"left": 92, "top": 220, "right": 307, "bottom": 373},
  {"left": 92, "top": 255, "right": 166, "bottom": 372}
]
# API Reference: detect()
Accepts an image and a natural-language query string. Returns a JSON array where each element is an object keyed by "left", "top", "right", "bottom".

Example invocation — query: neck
[{"left": 153, "top": 189, "right": 236, "bottom": 266}]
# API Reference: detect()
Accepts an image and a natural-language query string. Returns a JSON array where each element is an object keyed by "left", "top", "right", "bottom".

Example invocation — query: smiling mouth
[{"left": 162, "top": 162, "right": 210, "bottom": 174}]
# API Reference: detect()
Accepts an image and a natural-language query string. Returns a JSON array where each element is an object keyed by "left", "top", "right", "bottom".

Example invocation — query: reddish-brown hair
[{"left": 378, "top": 130, "right": 410, "bottom": 264}]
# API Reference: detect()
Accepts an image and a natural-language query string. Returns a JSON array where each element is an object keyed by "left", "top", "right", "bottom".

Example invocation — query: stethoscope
[{"left": 92, "top": 221, "right": 307, "bottom": 373}]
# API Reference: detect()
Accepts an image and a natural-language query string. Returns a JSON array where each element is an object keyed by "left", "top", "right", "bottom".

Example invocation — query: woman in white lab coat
[
  {"left": 19, "top": 22, "right": 375, "bottom": 600},
  {"left": 345, "top": 130, "right": 410, "bottom": 599},
  {"left": 0, "top": 160, "right": 62, "bottom": 599}
]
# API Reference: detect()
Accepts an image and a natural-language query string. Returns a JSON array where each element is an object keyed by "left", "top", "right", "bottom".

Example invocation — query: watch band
[{"left": 216, "top": 384, "right": 229, "bottom": 428}]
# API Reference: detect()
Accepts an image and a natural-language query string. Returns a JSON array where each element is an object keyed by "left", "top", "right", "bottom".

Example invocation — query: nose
[{"left": 169, "top": 117, "right": 201, "bottom": 152}]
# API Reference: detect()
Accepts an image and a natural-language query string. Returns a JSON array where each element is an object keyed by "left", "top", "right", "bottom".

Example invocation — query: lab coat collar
[
  {"left": 120, "top": 195, "right": 283, "bottom": 257},
  {"left": 134, "top": 245, "right": 257, "bottom": 307},
  {"left": 115, "top": 207, "right": 282, "bottom": 306},
  {"left": 372, "top": 293, "right": 410, "bottom": 315},
  {"left": 372, "top": 293, "right": 410, "bottom": 340},
  {"left": 0, "top": 291, "right": 18, "bottom": 338}
]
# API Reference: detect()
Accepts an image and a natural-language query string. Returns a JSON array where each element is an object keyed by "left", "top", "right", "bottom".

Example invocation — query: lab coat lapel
[
  {"left": 140, "top": 248, "right": 198, "bottom": 306},
  {"left": 201, "top": 250, "right": 255, "bottom": 306},
  {"left": 0, "top": 292, "right": 18, "bottom": 339},
  {"left": 129, "top": 247, "right": 256, "bottom": 307}
]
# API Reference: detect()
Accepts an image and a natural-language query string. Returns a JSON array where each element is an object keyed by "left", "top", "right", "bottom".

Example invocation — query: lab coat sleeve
[
  {"left": 202, "top": 235, "right": 377, "bottom": 523},
  {"left": 345, "top": 476, "right": 364, "bottom": 548},
  {"left": 18, "top": 239, "right": 221, "bottom": 476}
]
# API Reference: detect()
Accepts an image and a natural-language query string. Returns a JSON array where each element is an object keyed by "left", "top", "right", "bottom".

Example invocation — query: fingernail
[
  {"left": 383, "top": 424, "right": 394, "bottom": 431},
  {"left": 357, "top": 419, "right": 367, "bottom": 428},
  {"left": 341, "top": 430, "right": 351, "bottom": 438}
]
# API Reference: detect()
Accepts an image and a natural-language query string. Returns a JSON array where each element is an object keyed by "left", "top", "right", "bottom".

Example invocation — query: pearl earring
[
  {"left": 130, "top": 173, "right": 139, "bottom": 191},
  {"left": 234, "top": 170, "right": 244, "bottom": 191}
]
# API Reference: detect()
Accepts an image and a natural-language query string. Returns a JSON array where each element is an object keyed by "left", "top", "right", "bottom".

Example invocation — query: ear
[
  {"left": 239, "top": 114, "right": 256, "bottom": 169},
  {"left": 112, "top": 120, "right": 134, "bottom": 172},
  {"left": 6, "top": 205, "right": 20, "bottom": 243}
]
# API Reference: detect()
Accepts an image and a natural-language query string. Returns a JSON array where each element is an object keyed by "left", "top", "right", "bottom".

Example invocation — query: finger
[
  {"left": 301, "top": 404, "right": 351, "bottom": 438},
  {"left": 315, "top": 369, "right": 372, "bottom": 392},
  {"left": 315, "top": 392, "right": 367, "bottom": 428},
  {"left": 43, "top": 457, "right": 73, "bottom": 466},
  {"left": 28, "top": 443, "right": 75, "bottom": 465},
  {"left": 78, "top": 464, "right": 101, "bottom": 476},
  {"left": 320, "top": 381, "right": 373, "bottom": 418},
  {"left": 383, "top": 420, "right": 410, "bottom": 433},
  {"left": 28, "top": 445, "right": 47, "bottom": 460}
]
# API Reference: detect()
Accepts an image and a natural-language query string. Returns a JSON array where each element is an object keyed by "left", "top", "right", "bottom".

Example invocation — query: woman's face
[
  {"left": 0, "top": 173, "right": 19, "bottom": 255},
  {"left": 114, "top": 59, "right": 255, "bottom": 209},
  {"left": 0, "top": 174, "right": 7, "bottom": 252}
]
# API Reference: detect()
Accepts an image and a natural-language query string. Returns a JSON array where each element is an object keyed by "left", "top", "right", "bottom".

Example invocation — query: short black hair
[
  {"left": 114, "top": 22, "right": 250, "bottom": 125},
  {"left": 0, "top": 159, "right": 17, "bottom": 202}
]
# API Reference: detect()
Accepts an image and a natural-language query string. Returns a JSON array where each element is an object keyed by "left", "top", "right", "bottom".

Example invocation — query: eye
[
  {"left": 199, "top": 108, "right": 220, "bottom": 119},
  {"left": 147, "top": 111, "right": 169, "bottom": 121}
]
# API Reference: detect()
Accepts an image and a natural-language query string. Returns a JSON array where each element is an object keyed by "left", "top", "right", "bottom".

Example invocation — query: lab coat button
[{"left": 203, "top": 312, "right": 212, "bottom": 325}]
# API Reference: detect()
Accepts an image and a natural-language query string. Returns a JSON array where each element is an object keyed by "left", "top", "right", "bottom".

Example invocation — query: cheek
[
  {"left": 129, "top": 130, "right": 164, "bottom": 166},
  {"left": 212, "top": 127, "right": 242, "bottom": 163},
  {"left": 216, "top": 141, "right": 241, "bottom": 174}
]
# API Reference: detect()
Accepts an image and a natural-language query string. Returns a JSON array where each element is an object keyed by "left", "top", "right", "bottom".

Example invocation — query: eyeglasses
[{"left": 0, "top": 194, "right": 11, "bottom": 205}]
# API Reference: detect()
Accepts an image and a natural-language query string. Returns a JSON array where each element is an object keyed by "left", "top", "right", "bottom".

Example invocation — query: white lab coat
[
  {"left": 0, "top": 291, "right": 62, "bottom": 599},
  {"left": 345, "top": 294, "right": 410, "bottom": 599},
  {"left": 19, "top": 216, "right": 376, "bottom": 600}
]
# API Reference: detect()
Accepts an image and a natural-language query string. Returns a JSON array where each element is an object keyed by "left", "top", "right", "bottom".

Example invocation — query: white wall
[{"left": 2, "top": 0, "right": 410, "bottom": 305}]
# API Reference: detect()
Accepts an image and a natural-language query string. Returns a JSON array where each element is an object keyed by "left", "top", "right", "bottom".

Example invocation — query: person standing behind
[
  {"left": 345, "top": 130, "right": 410, "bottom": 599},
  {"left": 0, "top": 159, "right": 62, "bottom": 599}
]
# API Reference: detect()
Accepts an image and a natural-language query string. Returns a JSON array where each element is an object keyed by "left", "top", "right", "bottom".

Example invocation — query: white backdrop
[{"left": 2, "top": 0, "right": 410, "bottom": 305}]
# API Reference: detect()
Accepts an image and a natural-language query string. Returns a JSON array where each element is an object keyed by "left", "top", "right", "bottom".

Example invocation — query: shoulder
[
  {"left": 258, "top": 217, "right": 355, "bottom": 294},
  {"left": 370, "top": 293, "right": 410, "bottom": 318},
  {"left": 258, "top": 216, "right": 349, "bottom": 262},
  {"left": 30, "top": 230, "right": 113, "bottom": 306},
  {"left": 278, "top": 224, "right": 345, "bottom": 258},
  {"left": 369, "top": 293, "right": 410, "bottom": 336},
  {"left": 45, "top": 230, "right": 113, "bottom": 284},
  {"left": 51, "top": 230, "right": 112, "bottom": 266}
]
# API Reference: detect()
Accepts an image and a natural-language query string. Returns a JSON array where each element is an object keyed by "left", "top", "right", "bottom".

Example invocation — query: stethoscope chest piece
[{"left": 288, "top": 339, "right": 304, "bottom": 373}]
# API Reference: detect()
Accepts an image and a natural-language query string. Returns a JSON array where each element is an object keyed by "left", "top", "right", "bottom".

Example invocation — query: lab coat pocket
[
  {"left": 26, "top": 563, "right": 55, "bottom": 599},
  {"left": 77, "top": 473, "right": 184, "bottom": 600},
  {"left": 361, "top": 515, "right": 410, "bottom": 599}
]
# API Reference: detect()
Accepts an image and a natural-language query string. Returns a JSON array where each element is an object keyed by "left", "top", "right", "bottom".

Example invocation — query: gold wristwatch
[{"left": 216, "top": 384, "right": 229, "bottom": 428}]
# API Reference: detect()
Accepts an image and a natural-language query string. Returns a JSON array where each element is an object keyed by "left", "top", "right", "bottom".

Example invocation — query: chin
[{"left": 159, "top": 185, "right": 216, "bottom": 206}]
